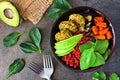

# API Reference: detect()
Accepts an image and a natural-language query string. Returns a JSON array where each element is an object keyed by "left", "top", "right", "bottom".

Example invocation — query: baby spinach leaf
[
  {"left": 47, "top": 8, "right": 65, "bottom": 19},
  {"left": 79, "top": 41, "right": 95, "bottom": 53},
  {"left": 103, "top": 48, "right": 110, "bottom": 60},
  {"left": 47, "top": 0, "right": 72, "bottom": 19},
  {"left": 91, "top": 52, "right": 105, "bottom": 67},
  {"left": 95, "top": 39, "right": 109, "bottom": 54},
  {"left": 19, "top": 41, "right": 39, "bottom": 53},
  {"left": 53, "top": 0, "right": 72, "bottom": 10},
  {"left": 92, "top": 71, "right": 106, "bottom": 80},
  {"left": 29, "top": 27, "right": 42, "bottom": 53},
  {"left": 5, "top": 58, "right": 25, "bottom": 79},
  {"left": 80, "top": 47, "right": 96, "bottom": 70},
  {"left": 3, "top": 32, "right": 23, "bottom": 48},
  {"left": 109, "top": 73, "right": 120, "bottom": 80}
]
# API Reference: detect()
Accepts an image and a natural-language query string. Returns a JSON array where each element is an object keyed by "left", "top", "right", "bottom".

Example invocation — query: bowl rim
[{"left": 50, "top": 6, "right": 116, "bottom": 72}]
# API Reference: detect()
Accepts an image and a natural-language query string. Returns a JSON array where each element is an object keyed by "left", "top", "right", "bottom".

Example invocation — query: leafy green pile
[
  {"left": 47, "top": 0, "right": 72, "bottom": 19},
  {"left": 79, "top": 39, "right": 110, "bottom": 70},
  {"left": 92, "top": 71, "right": 120, "bottom": 80}
]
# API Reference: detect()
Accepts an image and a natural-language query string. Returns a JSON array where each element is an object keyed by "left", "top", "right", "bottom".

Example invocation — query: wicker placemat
[{"left": 8, "top": 0, "right": 53, "bottom": 24}]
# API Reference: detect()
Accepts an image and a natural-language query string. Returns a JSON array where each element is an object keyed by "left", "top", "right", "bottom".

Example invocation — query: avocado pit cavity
[{"left": 4, "top": 8, "right": 13, "bottom": 19}]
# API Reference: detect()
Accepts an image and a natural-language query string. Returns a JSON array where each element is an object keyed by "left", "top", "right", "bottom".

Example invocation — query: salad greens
[
  {"left": 47, "top": 0, "right": 72, "bottom": 19},
  {"left": 91, "top": 52, "right": 105, "bottom": 67},
  {"left": 5, "top": 58, "right": 25, "bottom": 79},
  {"left": 79, "top": 39, "right": 109, "bottom": 70},
  {"left": 80, "top": 47, "right": 96, "bottom": 70},
  {"left": 95, "top": 39, "right": 109, "bottom": 54},
  {"left": 3, "top": 32, "right": 23, "bottom": 47},
  {"left": 79, "top": 41, "right": 95, "bottom": 53}
]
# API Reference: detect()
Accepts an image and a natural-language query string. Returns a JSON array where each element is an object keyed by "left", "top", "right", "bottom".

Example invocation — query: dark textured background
[{"left": 0, "top": 0, "right": 120, "bottom": 80}]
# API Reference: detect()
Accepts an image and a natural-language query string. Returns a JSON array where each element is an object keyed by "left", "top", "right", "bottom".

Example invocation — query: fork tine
[
  {"left": 43, "top": 55, "right": 46, "bottom": 68},
  {"left": 47, "top": 55, "right": 51, "bottom": 68},
  {"left": 28, "top": 62, "right": 43, "bottom": 74},
  {"left": 49, "top": 55, "right": 53, "bottom": 68}
]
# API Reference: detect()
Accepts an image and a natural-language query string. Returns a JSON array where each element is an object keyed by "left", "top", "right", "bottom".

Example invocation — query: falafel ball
[
  {"left": 55, "top": 29, "right": 72, "bottom": 41},
  {"left": 69, "top": 14, "right": 85, "bottom": 30},
  {"left": 59, "top": 21, "right": 78, "bottom": 33}
]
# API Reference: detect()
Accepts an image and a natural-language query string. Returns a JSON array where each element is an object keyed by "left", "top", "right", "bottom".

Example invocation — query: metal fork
[{"left": 42, "top": 55, "right": 54, "bottom": 80}]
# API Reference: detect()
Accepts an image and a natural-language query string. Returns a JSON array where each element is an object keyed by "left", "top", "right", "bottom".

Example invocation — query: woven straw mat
[{"left": 8, "top": 0, "right": 53, "bottom": 24}]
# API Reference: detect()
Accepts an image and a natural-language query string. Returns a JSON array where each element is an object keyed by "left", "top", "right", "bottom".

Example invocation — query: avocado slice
[
  {"left": 54, "top": 41, "right": 76, "bottom": 50},
  {"left": 54, "top": 34, "right": 82, "bottom": 57},
  {"left": 55, "top": 34, "right": 82, "bottom": 47},
  {"left": 55, "top": 45, "right": 75, "bottom": 55},
  {"left": 0, "top": 1, "right": 20, "bottom": 27}
]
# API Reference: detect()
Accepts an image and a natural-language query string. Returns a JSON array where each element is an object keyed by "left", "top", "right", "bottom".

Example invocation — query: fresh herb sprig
[
  {"left": 47, "top": 0, "right": 72, "bottom": 19},
  {"left": 19, "top": 27, "right": 42, "bottom": 54}
]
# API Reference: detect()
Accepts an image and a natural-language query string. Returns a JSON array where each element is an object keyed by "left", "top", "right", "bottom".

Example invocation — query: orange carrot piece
[
  {"left": 99, "top": 27, "right": 109, "bottom": 35},
  {"left": 92, "top": 26, "right": 99, "bottom": 35},
  {"left": 94, "top": 16, "right": 104, "bottom": 22},
  {"left": 106, "top": 31, "right": 112, "bottom": 39},
  {"left": 98, "top": 26, "right": 104, "bottom": 31},
  {"left": 96, "top": 35, "right": 106, "bottom": 40},
  {"left": 96, "top": 22, "right": 107, "bottom": 28}
]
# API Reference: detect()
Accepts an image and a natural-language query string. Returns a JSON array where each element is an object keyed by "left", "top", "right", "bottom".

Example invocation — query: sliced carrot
[
  {"left": 99, "top": 27, "right": 109, "bottom": 35},
  {"left": 92, "top": 26, "right": 99, "bottom": 35},
  {"left": 96, "top": 35, "right": 106, "bottom": 40},
  {"left": 94, "top": 16, "right": 104, "bottom": 22},
  {"left": 106, "top": 31, "right": 112, "bottom": 39},
  {"left": 96, "top": 22, "right": 107, "bottom": 28}
]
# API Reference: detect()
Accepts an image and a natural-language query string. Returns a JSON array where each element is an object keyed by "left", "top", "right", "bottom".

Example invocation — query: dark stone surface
[{"left": 0, "top": 0, "right": 120, "bottom": 80}]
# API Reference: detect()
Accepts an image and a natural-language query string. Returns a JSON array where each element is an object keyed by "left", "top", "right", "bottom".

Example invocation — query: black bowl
[{"left": 50, "top": 6, "right": 115, "bottom": 72}]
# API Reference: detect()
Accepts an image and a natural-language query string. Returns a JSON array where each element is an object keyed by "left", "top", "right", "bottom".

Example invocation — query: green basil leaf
[
  {"left": 5, "top": 58, "right": 25, "bottom": 79},
  {"left": 103, "top": 48, "right": 110, "bottom": 60},
  {"left": 19, "top": 41, "right": 38, "bottom": 53},
  {"left": 3, "top": 32, "right": 23, "bottom": 48},
  {"left": 91, "top": 52, "right": 105, "bottom": 67},
  {"left": 47, "top": 8, "right": 65, "bottom": 19},
  {"left": 80, "top": 47, "right": 96, "bottom": 70},
  {"left": 79, "top": 41, "right": 95, "bottom": 53},
  {"left": 95, "top": 39, "right": 109, "bottom": 54},
  {"left": 29, "top": 27, "right": 42, "bottom": 53},
  {"left": 92, "top": 71, "right": 106, "bottom": 80},
  {"left": 109, "top": 73, "right": 120, "bottom": 80},
  {"left": 53, "top": 0, "right": 72, "bottom": 10}
]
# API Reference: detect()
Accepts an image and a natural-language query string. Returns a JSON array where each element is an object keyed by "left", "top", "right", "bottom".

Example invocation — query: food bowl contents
[
  {"left": 54, "top": 12, "right": 113, "bottom": 70},
  {"left": 0, "top": 1, "right": 20, "bottom": 27}
]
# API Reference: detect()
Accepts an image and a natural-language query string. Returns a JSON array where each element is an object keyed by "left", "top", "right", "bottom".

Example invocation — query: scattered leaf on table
[
  {"left": 19, "top": 41, "right": 39, "bottom": 53},
  {"left": 29, "top": 27, "right": 42, "bottom": 53},
  {"left": 5, "top": 58, "right": 25, "bottom": 79},
  {"left": 3, "top": 32, "right": 23, "bottom": 48}
]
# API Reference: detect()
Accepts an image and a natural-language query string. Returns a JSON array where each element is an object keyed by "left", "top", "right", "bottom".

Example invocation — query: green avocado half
[{"left": 0, "top": 1, "right": 20, "bottom": 27}]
